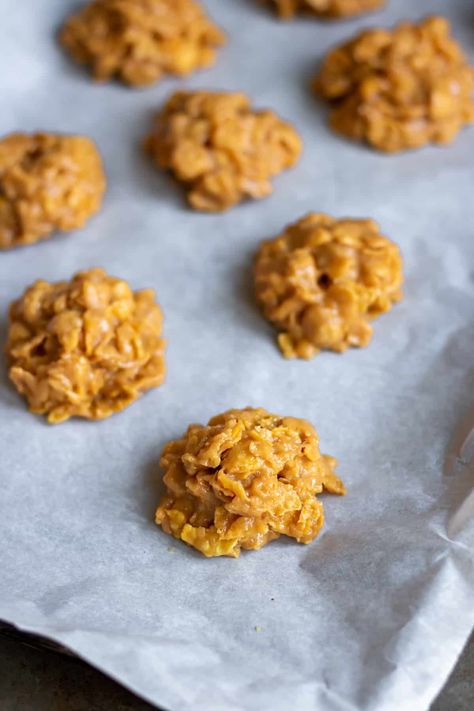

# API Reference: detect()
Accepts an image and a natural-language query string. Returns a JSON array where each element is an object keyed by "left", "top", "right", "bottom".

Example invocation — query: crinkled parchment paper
[{"left": 0, "top": 1, "right": 473, "bottom": 709}]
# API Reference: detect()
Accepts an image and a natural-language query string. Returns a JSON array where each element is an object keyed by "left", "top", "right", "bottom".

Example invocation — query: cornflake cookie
[
  {"left": 146, "top": 90, "right": 302, "bottom": 212},
  {"left": 254, "top": 213, "right": 403, "bottom": 359},
  {"left": 266, "top": 0, "right": 384, "bottom": 20},
  {"left": 60, "top": 0, "right": 225, "bottom": 87},
  {"left": 0, "top": 133, "right": 106, "bottom": 249},
  {"left": 7, "top": 268, "right": 166, "bottom": 423},
  {"left": 314, "top": 16, "right": 474, "bottom": 152},
  {"left": 155, "top": 407, "right": 345, "bottom": 558}
]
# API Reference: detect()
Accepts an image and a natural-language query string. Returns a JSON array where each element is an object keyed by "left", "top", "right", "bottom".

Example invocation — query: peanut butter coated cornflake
[
  {"left": 0, "top": 133, "right": 106, "bottom": 249},
  {"left": 254, "top": 213, "right": 403, "bottom": 359},
  {"left": 7, "top": 268, "right": 166, "bottom": 424},
  {"left": 146, "top": 91, "right": 302, "bottom": 212},
  {"left": 155, "top": 407, "right": 345, "bottom": 558},
  {"left": 314, "top": 16, "right": 474, "bottom": 153},
  {"left": 267, "top": 0, "right": 384, "bottom": 20},
  {"left": 60, "top": 0, "right": 225, "bottom": 87}
]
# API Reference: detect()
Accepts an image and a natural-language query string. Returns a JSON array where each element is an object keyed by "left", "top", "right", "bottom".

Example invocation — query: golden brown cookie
[
  {"left": 155, "top": 407, "right": 345, "bottom": 558},
  {"left": 7, "top": 268, "right": 166, "bottom": 423},
  {"left": 146, "top": 90, "right": 302, "bottom": 212},
  {"left": 60, "top": 0, "right": 225, "bottom": 87},
  {"left": 254, "top": 213, "right": 403, "bottom": 359},
  {"left": 314, "top": 16, "right": 474, "bottom": 152},
  {"left": 0, "top": 133, "right": 106, "bottom": 249},
  {"left": 266, "top": 0, "right": 384, "bottom": 19}
]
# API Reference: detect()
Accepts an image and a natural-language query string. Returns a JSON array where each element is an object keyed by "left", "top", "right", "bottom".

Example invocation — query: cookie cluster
[
  {"left": 7, "top": 268, "right": 166, "bottom": 423},
  {"left": 155, "top": 407, "right": 345, "bottom": 558}
]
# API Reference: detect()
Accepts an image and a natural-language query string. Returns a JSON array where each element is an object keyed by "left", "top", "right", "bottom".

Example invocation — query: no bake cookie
[
  {"left": 60, "top": 0, "right": 225, "bottom": 87},
  {"left": 146, "top": 90, "right": 302, "bottom": 211},
  {"left": 155, "top": 407, "right": 345, "bottom": 557},
  {"left": 7, "top": 268, "right": 166, "bottom": 423},
  {"left": 314, "top": 16, "right": 474, "bottom": 152},
  {"left": 266, "top": 0, "right": 384, "bottom": 20},
  {"left": 254, "top": 213, "right": 403, "bottom": 359},
  {"left": 0, "top": 133, "right": 105, "bottom": 249}
]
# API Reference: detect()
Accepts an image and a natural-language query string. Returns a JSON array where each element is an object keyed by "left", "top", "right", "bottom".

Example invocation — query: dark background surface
[{"left": 0, "top": 633, "right": 472, "bottom": 711}]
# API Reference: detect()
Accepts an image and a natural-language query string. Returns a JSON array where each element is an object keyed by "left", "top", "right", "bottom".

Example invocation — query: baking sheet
[{"left": 1, "top": 1, "right": 473, "bottom": 709}]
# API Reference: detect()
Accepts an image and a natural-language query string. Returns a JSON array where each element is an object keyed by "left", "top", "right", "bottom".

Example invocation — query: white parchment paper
[{"left": 1, "top": 1, "right": 473, "bottom": 709}]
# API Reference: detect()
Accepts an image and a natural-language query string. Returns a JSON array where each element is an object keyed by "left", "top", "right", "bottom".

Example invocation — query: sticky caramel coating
[
  {"left": 7, "top": 268, "right": 166, "bottom": 423},
  {"left": 254, "top": 213, "right": 403, "bottom": 359},
  {"left": 146, "top": 90, "right": 302, "bottom": 212},
  {"left": 266, "top": 0, "right": 384, "bottom": 20},
  {"left": 155, "top": 407, "right": 345, "bottom": 558},
  {"left": 60, "top": 0, "right": 225, "bottom": 87},
  {"left": 0, "top": 133, "right": 106, "bottom": 249},
  {"left": 314, "top": 16, "right": 474, "bottom": 153}
]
